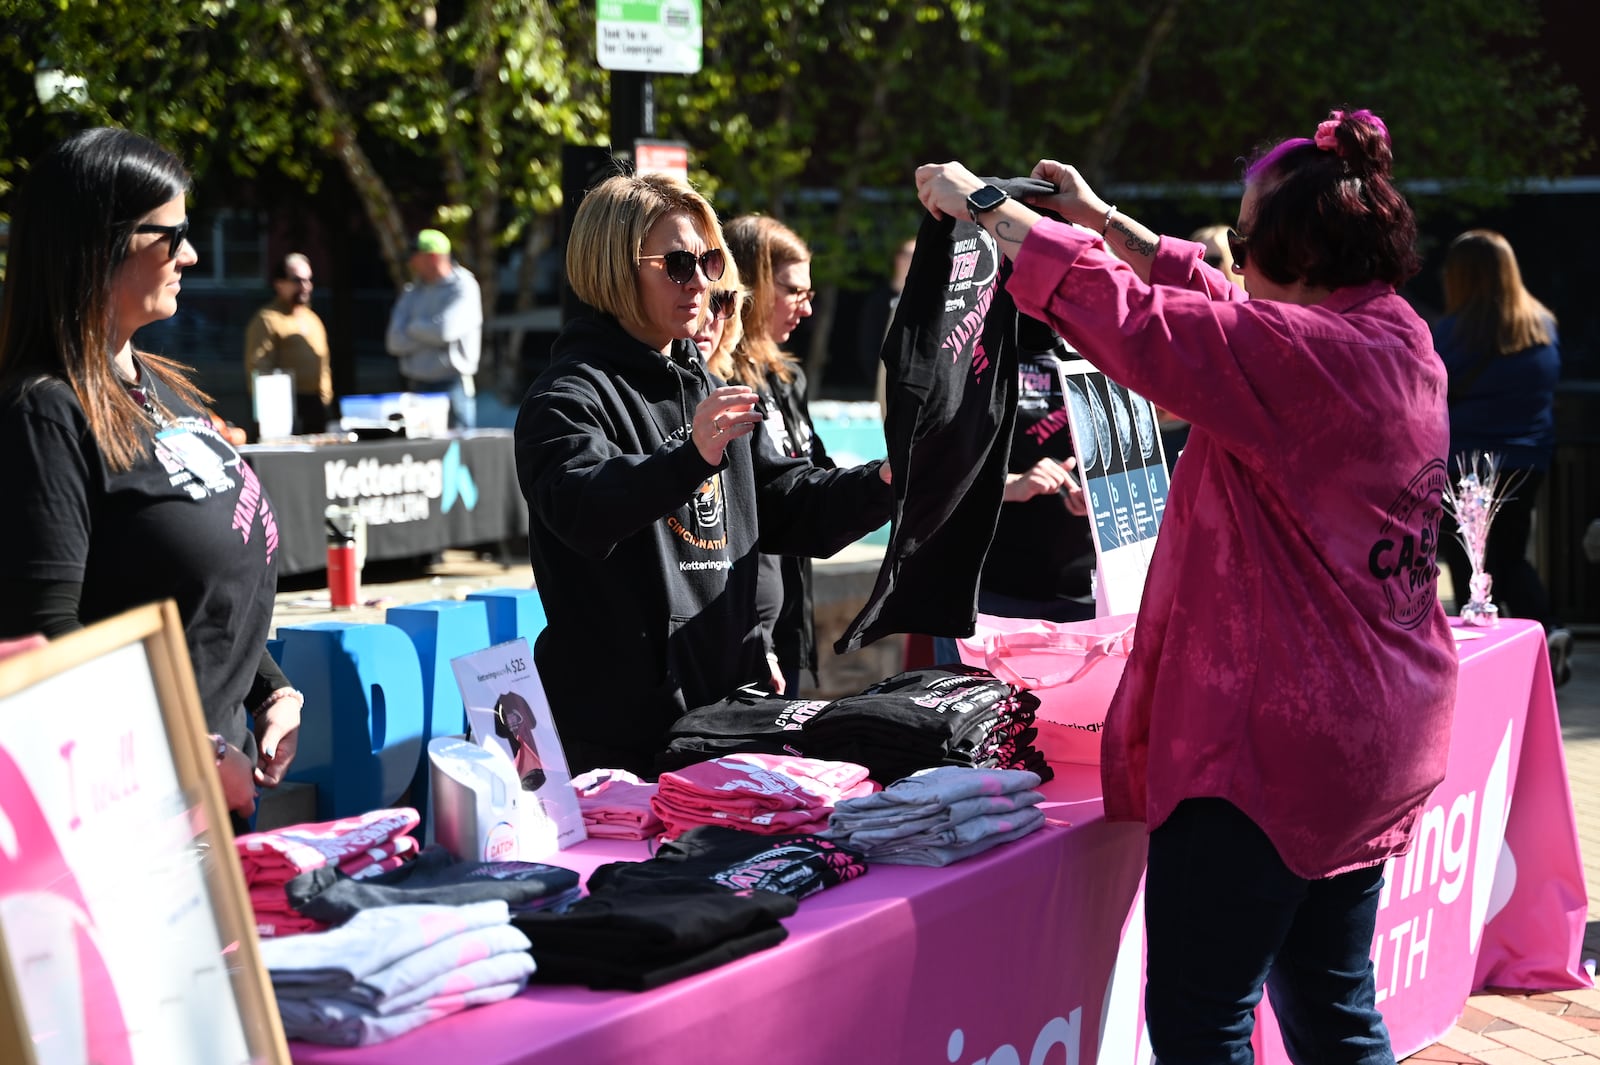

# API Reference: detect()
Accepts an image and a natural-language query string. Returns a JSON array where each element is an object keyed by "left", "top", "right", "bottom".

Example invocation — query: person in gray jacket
[{"left": 385, "top": 228, "right": 483, "bottom": 429}]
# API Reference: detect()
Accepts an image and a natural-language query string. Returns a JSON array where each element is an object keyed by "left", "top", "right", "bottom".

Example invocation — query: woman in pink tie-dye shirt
[{"left": 916, "top": 108, "right": 1457, "bottom": 1064}]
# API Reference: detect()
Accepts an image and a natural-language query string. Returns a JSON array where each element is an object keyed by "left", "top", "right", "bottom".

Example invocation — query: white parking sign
[{"left": 596, "top": 0, "right": 703, "bottom": 74}]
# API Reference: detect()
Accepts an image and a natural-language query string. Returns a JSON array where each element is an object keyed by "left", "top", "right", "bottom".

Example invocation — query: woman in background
[
  {"left": 718, "top": 215, "right": 833, "bottom": 695},
  {"left": 690, "top": 267, "right": 793, "bottom": 691},
  {"left": 1433, "top": 229, "right": 1570, "bottom": 685},
  {"left": 0, "top": 128, "right": 302, "bottom": 825},
  {"left": 691, "top": 277, "right": 745, "bottom": 369}
]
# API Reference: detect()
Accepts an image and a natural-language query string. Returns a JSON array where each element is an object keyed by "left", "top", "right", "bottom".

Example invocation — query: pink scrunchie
[{"left": 1314, "top": 111, "right": 1343, "bottom": 153}]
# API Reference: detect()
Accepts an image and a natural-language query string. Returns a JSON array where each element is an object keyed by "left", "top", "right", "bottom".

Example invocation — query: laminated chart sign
[
  {"left": 450, "top": 639, "right": 586, "bottom": 857},
  {"left": 1057, "top": 360, "right": 1170, "bottom": 615},
  {"left": 0, "top": 603, "right": 286, "bottom": 1065}
]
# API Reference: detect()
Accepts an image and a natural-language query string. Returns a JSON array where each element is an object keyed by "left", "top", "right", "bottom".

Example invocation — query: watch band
[{"left": 209, "top": 733, "right": 227, "bottom": 767}]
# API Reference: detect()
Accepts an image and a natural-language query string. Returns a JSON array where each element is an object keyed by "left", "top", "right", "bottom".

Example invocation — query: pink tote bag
[{"left": 958, "top": 613, "right": 1137, "bottom": 765}]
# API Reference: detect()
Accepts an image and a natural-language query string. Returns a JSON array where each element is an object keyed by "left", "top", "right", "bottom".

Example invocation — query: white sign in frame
[{"left": 0, "top": 602, "right": 287, "bottom": 1065}]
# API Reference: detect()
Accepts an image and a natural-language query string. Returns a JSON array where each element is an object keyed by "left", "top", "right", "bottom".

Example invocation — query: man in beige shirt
[{"left": 244, "top": 252, "right": 333, "bottom": 433}]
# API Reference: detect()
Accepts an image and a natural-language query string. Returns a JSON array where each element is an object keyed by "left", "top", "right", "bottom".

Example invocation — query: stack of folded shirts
[
  {"left": 514, "top": 884, "right": 794, "bottom": 992},
  {"left": 824, "top": 766, "right": 1049, "bottom": 867},
  {"left": 259, "top": 900, "right": 534, "bottom": 1047},
  {"left": 660, "top": 669, "right": 1053, "bottom": 785},
  {"left": 969, "top": 709, "right": 1051, "bottom": 779},
  {"left": 514, "top": 826, "right": 867, "bottom": 991},
  {"left": 236, "top": 808, "right": 421, "bottom": 938},
  {"left": 284, "top": 844, "right": 581, "bottom": 925},
  {"left": 587, "top": 825, "right": 868, "bottom": 900},
  {"left": 803, "top": 667, "right": 1053, "bottom": 784},
  {"left": 656, "top": 686, "right": 832, "bottom": 771},
  {"left": 569, "top": 767, "right": 664, "bottom": 840},
  {"left": 651, "top": 752, "right": 877, "bottom": 839}
]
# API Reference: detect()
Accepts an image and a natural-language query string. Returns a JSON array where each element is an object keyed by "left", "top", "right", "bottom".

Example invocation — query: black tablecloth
[{"left": 243, "top": 431, "right": 529, "bottom": 577}]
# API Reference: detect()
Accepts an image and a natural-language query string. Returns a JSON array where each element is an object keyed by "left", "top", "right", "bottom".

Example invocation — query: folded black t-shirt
[
  {"left": 286, "top": 844, "right": 579, "bottom": 923},
  {"left": 588, "top": 827, "right": 867, "bottom": 901},
  {"left": 514, "top": 886, "right": 795, "bottom": 991}
]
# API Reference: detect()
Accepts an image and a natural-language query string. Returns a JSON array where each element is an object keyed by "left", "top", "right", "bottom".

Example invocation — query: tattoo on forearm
[
  {"left": 1110, "top": 218, "right": 1156, "bottom": 258},
  {"left": 994, "top": 219, "right": 1027, "bottom": 255}
]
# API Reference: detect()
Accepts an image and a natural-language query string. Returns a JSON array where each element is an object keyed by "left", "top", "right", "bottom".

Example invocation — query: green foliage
[
  {"left": 0, "top": 0, "right": 1587, "bottom": 309},
  {"left": 0, "top": 0, "right": 607, "bottom": 289}
]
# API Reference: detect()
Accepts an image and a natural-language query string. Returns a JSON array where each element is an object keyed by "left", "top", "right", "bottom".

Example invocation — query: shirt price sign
[
  {"left": 596, "top": 0, "right": 703, "bottom": 74},
  {"left": 450, "top": 639, "right": 586, "bottom": 857}
]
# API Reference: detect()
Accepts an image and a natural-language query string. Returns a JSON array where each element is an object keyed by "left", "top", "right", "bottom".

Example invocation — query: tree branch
[{"left": 274, "top": 6, "right": 411, "bottom": 288}]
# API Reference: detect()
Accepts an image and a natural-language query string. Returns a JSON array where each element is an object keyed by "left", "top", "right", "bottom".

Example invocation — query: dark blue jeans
[{"left": 1144, "top": 798, "right": 1394, "bottom": 1065}]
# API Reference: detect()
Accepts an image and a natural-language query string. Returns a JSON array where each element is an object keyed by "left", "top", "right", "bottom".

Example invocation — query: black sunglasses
[
  {"left": 708, "top": 289, "right": 740, "bottom": 321},
  {"left": 639, "top": 248, "right": 726, "bottom": 285},
  {"left": 1226, "top": 227, "right": 1248, "bottom": 269},
  {"left": 134, "top": 219, "right": 191, "bottom": 260}
]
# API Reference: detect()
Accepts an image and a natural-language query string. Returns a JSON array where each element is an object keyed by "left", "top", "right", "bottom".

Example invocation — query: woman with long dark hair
[
  {"left": 0, "top": 128, "right": 302, "bottom": 823},
  {"left": 917, "top": 107, "right": 1458, "bottom": 1063},
  {"left": 1433, "top": 229, "right": 1570, "bottom": 684}
]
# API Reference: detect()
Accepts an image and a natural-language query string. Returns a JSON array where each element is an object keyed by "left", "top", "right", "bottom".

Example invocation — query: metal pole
[{"left": 610, "top": 71, "right": 655, "bottom": 166}]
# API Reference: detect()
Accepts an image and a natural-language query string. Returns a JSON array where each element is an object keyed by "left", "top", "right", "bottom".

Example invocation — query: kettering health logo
[
  {"left": 324, "top": 442, "right": 478, "bottom": 526},
  {"left": 440, "top": 442, "right": 478, "bottom": 513}
]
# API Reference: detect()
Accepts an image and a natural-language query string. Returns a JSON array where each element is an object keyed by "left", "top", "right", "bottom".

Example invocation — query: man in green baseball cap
[
  {"left": 385, "top": 227, "right": 482, "bottom": 429},
  {"left": 412, "top": 228, "right": 451, "bottom": 255}
]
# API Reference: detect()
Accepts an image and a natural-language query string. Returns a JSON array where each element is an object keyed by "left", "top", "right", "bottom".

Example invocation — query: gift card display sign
[
  {"left": 449, "top": 639, "right": 586, "bottom": 855},
  {"left": 1056, "top": 359, "right": 1170, "bottom": 615}
]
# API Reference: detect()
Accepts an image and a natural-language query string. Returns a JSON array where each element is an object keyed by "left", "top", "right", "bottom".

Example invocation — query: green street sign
[{"left": 596, "top": 0, "right": 703, "bottom": 74}]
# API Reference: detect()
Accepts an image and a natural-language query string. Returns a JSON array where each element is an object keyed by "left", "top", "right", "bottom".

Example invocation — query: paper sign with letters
[
  {"left": 1057, "top": 359, "right": 1170, "bottom": 616},
  {"left": 449, "top": 639, "right": 586, "bottom": 855}
]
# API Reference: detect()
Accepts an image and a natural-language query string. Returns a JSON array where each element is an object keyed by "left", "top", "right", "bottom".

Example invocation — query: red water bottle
[
  {"left": 325, "top": 506, "right": 360, "bottom": 609},
  {"left": 327, "top": 539, "right": 359, "bottom": 609}
]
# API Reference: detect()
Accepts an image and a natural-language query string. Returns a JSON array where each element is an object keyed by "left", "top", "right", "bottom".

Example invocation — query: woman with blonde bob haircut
[
  {"left": 514, "top": 172, "right": 892, "bottom": 776},
  {"left": 565, "top": 172, "right": 728, "bottom": 345},
  {"left": 1433, "top": 228, "right": 1569, "bottom": 683}
]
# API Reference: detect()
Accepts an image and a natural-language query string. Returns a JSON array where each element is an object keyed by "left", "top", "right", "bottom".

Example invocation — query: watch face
[{"left": 968, "top": 185, "right": 1008, "bottom": 213}]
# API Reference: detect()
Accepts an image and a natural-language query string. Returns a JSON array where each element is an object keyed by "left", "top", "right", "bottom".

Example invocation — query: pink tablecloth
[
  {"left": 1256, "top": 618, "right": 1590, "bottom": 1061},
  {"left": 291, "top": 619, "right": 1586, "bottom": 1065}
]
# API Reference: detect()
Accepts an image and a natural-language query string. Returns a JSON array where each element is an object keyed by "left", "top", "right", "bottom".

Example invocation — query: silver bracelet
[
  {"left": 1102, "top": 204, "right": 1118, "bottom": 236},
  {"left": 255, "top": 687, "right": 304, "bottom": 716}
]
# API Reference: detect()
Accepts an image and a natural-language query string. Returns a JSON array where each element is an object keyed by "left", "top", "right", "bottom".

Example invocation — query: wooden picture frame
[{"left": 0, "top": 601, "right": 288, "bottom": 1065}]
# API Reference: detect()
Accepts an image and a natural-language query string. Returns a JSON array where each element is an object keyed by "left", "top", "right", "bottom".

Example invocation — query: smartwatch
[{"left": 966, "top": 184, "right": 1010, "bottom": 225}]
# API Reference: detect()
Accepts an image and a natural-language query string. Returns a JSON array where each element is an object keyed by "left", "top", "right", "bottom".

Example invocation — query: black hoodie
[{"left": 515, "top": 315, "right": 892, "bottom": 776}]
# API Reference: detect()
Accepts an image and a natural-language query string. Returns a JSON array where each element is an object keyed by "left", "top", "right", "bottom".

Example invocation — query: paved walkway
[{"left": 271, "top": 555, "right": 1600, "bottom": 1062}]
